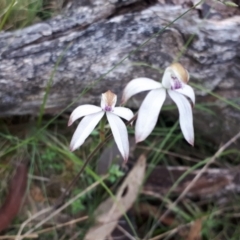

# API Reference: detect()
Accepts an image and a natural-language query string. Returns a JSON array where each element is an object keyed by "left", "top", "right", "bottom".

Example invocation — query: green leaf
[{"left": 224, "top": 1, "right": 238, "bottom": 7}]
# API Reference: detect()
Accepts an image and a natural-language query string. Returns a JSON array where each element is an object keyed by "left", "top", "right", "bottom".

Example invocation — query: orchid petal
[
  {"left": 135, "top": 88, "right": 166, "bottom": 143},
  {"left": 175, "top": 85, "right": 195, "bottom": 105},
  {"left": 113, "top": 107, "right": 134, "bottom": 122},
  {"left": 122, "top": 78, "right": 162, "bottom": 103},
  {"left": 106, "top": 112, "right": 129, "bottom": 162},
  {"left": 68, "top": 105, "right": 102, "bottom": 126},
  {"left": 161, "top": 67, "right": 172, "bottom": 89},
  {"left": 70, "top": 111, "right": 104, "bottom": 151},
  {"left": 168, "top": 90, "right": 194, "bottom": 146}
]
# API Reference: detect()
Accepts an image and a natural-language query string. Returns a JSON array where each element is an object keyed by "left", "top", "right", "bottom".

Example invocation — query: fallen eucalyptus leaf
[
  {"left": 84, "top": 155, "right": 146, "bottom": 240},
  {"left": 186, "top": 218, "right": 203, "bottom": 240}
]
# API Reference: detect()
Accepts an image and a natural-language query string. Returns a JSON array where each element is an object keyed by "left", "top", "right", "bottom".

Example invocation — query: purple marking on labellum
[
  {"left": 104, "top": 106, "right": 112, "bottom": 112},
  {"left": 171, "top": 76, "right": 182, "bottom": 90}
]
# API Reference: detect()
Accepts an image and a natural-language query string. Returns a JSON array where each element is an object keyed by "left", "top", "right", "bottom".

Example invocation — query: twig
[
  {"left": 27, "top": 174, "right": 50, "bottom": 182},
  {"left": 117, "top": 225, "right": 139, "bottom": 240},
  {"left": 16, "top": 207, "right": 52, "bottom": 240},
  {"left": 141, "top": 190, "right": 171, "bottom": 204},
  {"left": 34, "top": 216, "right": 88, "bottom": 235},
  {"left": 16, "top": 176, "right": 108, "bottom": 240},
  {"left": 0, "top": 234, "right": 38, "bottom": 239},
  {"left": 148, "top": 221, "right": 192, "bottom": 240},
  {"left": 138, "top": 146, "right": 200, "bottom": 162},
  {"left": 149, "top": 216, "right": 206, "bottom": 240},
  {"left": 68, "top": 230, "right": 82, "bottom": 240}
]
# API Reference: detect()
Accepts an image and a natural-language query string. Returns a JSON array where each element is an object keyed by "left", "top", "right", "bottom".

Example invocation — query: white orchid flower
[
  {"left": 122, "top": 63, "right": 195, "bottom": 145},
  {"left": 68, "top": 90, "right": 134, "bottom": 162}
]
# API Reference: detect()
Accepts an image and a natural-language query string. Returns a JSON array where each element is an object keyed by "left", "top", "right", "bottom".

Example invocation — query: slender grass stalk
[
  {"left": 191, "top": 83, "right": 240, "bottom": 111},
  {"left": 0, "top": 0, "right": 15, "bottom": 30},
  {"left": 37, "top": 43, "right": 72, "bottom": 128}
]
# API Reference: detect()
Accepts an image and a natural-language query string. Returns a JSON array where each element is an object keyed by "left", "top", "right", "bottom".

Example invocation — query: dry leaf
[
  {"left": 0, "top": 163, "right": 28, "bottom": 233},
  {"left": 30, "top": 186, "right": 45, "bottom": 202},
  {"left": 84, "top": 221, "right": 118, "bottom": 240},
  {"left": 186, "top": 218, "right": 202, "bottom": 240},
  {"left": 84, "top": 155, "right": 146, "bottom": 240}
]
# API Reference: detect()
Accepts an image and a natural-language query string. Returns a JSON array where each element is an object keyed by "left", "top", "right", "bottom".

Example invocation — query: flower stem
[
  {"left": 99, "top": 116, "right": 106, "bottom": 142},
  {"left": 54, "top": 133, "right": 112, "bottom": 208}
]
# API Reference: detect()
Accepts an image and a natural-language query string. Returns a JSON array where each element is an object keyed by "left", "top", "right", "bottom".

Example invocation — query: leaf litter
[{"left": 84, "top": 154, "right": 146, "bottom": 240}]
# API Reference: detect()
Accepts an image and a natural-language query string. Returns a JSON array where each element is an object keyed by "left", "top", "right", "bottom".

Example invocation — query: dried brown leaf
[
  {"left": 30, "top": 186, "right": 45, "bottom": 202},
  {"left": 0, "top": 163, "right": 28, "bottom": 233},
  {"left": 84, "top": 155, "right": 146, "bottom": 240},
  {"left": 186, "top": 218, "right": 202, "bottom": 240}
]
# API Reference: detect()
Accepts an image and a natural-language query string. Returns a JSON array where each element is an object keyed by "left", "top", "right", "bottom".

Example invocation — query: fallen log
[{"left": 144, "top": 165, "right": 240, "bottom": 201}]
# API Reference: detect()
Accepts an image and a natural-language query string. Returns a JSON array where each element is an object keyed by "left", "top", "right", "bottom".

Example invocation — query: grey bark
[{"left": 0, "top": 0, "right": 240, "bottom": 144}]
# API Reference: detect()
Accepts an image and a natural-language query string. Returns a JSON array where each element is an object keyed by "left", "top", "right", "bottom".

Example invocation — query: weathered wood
[
  {"left": 0, "top": 0, "right": 240, "bottom": 143},
  {"left": 144, "top": 165, "right": 240, "bottom": 201},
  {"left": 96, "top": 141, "right": 240, "bottom": 201}
]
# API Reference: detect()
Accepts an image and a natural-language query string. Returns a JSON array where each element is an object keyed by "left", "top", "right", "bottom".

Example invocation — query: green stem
[
  {"left": 99, "top": 116, "right": 106, "bottom": 142},
  {"left": 0, "top": 0, "right": 15, "bottom": 30},
  {"left": 54, "top": 133, "right": 112, "bottom": 208},
  {"left": 37, "top": 43, "right": 71, "bottom": 128}
]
